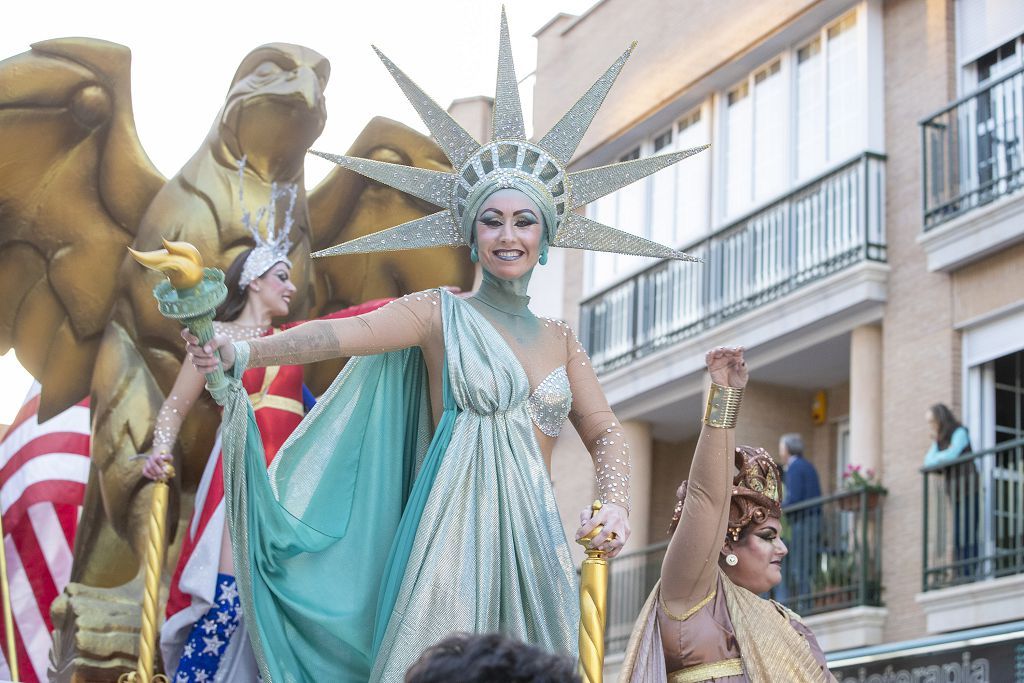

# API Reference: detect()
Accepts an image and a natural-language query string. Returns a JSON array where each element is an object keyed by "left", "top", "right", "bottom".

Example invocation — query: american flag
[{"left": 0, "top": 383, "right": 90, "bottom": 682}]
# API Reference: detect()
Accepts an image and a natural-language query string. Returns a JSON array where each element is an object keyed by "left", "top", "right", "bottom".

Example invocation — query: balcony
[
  {"left": 921, "top": 437, "right": 1024, "bottom": 590},
  {"left": 602, "top": 489, "right": 885, "bottom": 657},
  {"left": 580, "top": 153, "right": 887, "bottom": 376},
  {"left": 917, "top": 437, "right": 1024, "bottom": 632},
  {"left": 919, "top": 66, "right": 1024, "bottom": 271}
]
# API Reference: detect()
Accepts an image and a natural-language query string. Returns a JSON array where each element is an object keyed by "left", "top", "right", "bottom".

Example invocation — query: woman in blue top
[
  {"left": 924, "top": 404, "right": 971, "bottom": 467},
  {"left": 925, "top": 403, "right": 976, "bottom": 580}
]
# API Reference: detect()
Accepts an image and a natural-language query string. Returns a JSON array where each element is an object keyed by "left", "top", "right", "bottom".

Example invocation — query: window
[
  {"left": 650, "top": 130, "right": 676, "bottom": 247},
  {"left": 964, "top": 36, "right": 1023, "bottom": 203},
  {"left": 725, "top": 81, "right": 753, "bottom": 217},
  {"left": 994, "top": 350, "right": 1024, "bottom": 444},
  {"left": 976, "top": 39, "right": 1021, "bottom": 85},
  {"left": 676, "top": 109, "right": 711, "bottom": 247},
  {"left": 796, "top": 39, "right": 825, "bottom": 179},
  {"left": 753, "top": 60, "right": 786, "bottom": 201},
  {"left": 827, "top": 14, "right": 862, "bottom": 163},
  {"left": 835, "top": 419, "right": 851, "bottom": 490}
]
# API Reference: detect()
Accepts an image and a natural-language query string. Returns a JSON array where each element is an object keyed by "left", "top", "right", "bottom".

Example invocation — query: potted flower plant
[{"left": 839, "top": 464, "right": 887, "bottom": 511}]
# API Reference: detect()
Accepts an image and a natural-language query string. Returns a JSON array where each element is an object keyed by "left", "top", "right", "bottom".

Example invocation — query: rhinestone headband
[{"left": 237, "top": 156, "right": 297, "bottom": 289}]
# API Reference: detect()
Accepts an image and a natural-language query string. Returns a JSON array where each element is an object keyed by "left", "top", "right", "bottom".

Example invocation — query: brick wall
[{"left": 878, "top": 0, "right": 958, "bottom": 642}]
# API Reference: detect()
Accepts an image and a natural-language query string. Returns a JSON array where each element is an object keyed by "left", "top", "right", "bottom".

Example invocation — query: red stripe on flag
[
  {"left": 0, "top": 544, "right": 42, "bottom": 683},
  {"left": 10, "top": 520, "right": 57, "bottom": 631},
  {"left": 4, "top": 480, "right": 86, "bottom": 533},
  {"left": 0, "top": 433, "right": 90, "bottom": 487},
  {"left": 55, "top": 504, "right": 78, "bottom": 549}
]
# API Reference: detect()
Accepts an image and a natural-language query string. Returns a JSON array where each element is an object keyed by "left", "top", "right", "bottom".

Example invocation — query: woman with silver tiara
[
  {"left": 185, "top": 10, "right": 704, "bottom": 682},
  {"left": 619, "top": 347, "right": 835, "bottom": 682}
]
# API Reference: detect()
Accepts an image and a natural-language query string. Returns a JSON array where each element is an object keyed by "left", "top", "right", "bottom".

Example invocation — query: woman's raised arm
[{"left": 660, "top": 348, "right": 746, "bottom": 613}]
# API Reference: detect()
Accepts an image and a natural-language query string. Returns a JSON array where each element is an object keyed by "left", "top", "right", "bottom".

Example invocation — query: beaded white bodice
[{"left": 527, "top": 366, "right": 572, "bottom": 437}]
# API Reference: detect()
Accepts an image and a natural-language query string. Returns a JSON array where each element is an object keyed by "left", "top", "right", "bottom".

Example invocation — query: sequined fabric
[{"left": 527, "top": 366, "right": 571, "bottom": 437}]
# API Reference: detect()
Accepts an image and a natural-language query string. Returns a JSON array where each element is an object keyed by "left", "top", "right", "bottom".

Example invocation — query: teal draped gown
[{"left": 211, "top": 290, "right": 579, "bottom": 682}]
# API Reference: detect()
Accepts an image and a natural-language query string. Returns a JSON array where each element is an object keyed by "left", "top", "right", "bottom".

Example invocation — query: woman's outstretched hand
[
  {"left": 141, "top": 452, "right": 173, "bottom": 481},
  {"left": 575, "top": 502, "right": 630, "bottom": 559},
  {"left": 182, "top": 328, "right": 234, "bottom": 374},
  {"left": 706, "top": 346, "right": 748, "bottom": 389}
]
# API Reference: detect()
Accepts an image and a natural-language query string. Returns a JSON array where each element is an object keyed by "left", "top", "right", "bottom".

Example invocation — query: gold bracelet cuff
[{"left": 703, "top": 382, "right": 743, "bottom": 429}]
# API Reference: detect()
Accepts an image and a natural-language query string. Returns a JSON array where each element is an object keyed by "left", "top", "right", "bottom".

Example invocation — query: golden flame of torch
[{"left": 128, "top": 239, "right": 205, "bottom": 289}]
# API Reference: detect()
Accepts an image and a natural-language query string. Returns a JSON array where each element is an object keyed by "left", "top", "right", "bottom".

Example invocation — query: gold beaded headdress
[
  {"left": 311, "top": 9, "right": 705, "bottom": 262},
  {"left": 668, "top": 446, "right": 782, "bottom": 539}
]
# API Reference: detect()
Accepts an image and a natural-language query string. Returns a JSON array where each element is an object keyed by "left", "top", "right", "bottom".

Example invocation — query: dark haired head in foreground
[{"left": 405, "top": 633, "right": 581, "bottom": 683}]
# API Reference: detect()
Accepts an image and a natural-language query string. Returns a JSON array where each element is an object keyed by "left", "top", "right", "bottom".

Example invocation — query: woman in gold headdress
[{"left": 621, "top": 347, "right": 835, "bottom": 682}]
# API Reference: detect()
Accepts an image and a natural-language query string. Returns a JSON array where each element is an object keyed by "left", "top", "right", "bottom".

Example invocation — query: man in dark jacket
[{"left": 780, "top": 433, "right": 822, "bottom": 612}]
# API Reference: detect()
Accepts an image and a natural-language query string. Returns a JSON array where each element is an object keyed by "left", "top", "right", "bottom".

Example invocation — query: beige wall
[
  {"left": 953, "top": 240, "right": 1024, "bottom": 325},
  {"left": 878, "top": 0, "right": 958, "bottom": 643},
  {"left": 649, "top": 436, "right": 696, "bottom": 538},
  {"left": 549, "top": 425, "right": 596, "bottom": 565},
  {"left": 534, "top": 0, "right": 819, "bottom": 159}
]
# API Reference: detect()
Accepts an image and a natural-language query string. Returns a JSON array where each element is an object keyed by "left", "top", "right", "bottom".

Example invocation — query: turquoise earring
[
  {"left": 470, "top": 244, "right": 479, "bottom": 263},
  {"left": 538, "top": 246, "right": 548, "bottom": 266}
]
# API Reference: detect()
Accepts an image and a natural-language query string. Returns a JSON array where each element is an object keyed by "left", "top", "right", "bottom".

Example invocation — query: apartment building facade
[{"left": 530, "top": 0, "right": 1024, "bottom": 676}]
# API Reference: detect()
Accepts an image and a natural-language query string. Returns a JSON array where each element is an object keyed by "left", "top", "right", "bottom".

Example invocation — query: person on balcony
[
  {"left": 925, "top": 403, "right": 976, "bottom": 580},
  {"left": 620, "top": 348, "right": 835, "bottom": 682},
  {"left": 780, "top": 432, "right": 822, "bottom": 613}
]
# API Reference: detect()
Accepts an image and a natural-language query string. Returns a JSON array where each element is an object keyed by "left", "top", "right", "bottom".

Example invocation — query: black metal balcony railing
[
  {"left": 601, "top": 489, "right": 884, "bottom": 653},
  {"left": 921, "top": 65, "right": 1024, "bottom": 230},
  {"left": 777, "top": 489, "right": 885, "bottom": 616},
  {"left": 580, "top": 153, "right": 887, "bottom": 374},
  {"left": 922, "top": 437, "right": 1024, "bottom": 592},
  {"left": 604, "top": 541, "right": 667, "bottom": 652}
]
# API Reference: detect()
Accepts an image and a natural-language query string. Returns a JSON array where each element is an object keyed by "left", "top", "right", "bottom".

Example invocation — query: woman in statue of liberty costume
[{"left": 185, "top": 10, "right": 704, "bottom": 682}]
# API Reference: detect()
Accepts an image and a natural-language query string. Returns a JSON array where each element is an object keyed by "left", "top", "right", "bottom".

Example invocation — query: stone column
[
  {"left": 621, "top": 420, "right": 653, "bottom": 549},
  {"left": 849, "top": 325, "right": 883, "bottom": 474}
]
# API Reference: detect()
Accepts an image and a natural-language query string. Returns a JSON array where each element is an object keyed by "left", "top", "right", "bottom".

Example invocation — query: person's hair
[
  {"left": 404, "top": 633, "right": 580, "bottom": 683},
  {"left": 215, "top": 248, "right": 255, "bottom": 322},
  {"left": 780, "top": 432, "right": 804, "bottom": 458},
  {"left": 929, "top": 403, "right": 962, "bottom": 450},
  {"left": 669, "top": 445, "right": 782, "bottom": 542}
]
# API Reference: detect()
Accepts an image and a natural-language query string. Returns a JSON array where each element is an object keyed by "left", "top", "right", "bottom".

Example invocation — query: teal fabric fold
[{"left": 371, "top": 358, "right": 457, "bottom": 659}]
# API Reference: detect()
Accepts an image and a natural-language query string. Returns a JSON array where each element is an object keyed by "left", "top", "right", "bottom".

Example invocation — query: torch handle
[{"left": 184, "top": 315, "right": 228, "bottom": 394}]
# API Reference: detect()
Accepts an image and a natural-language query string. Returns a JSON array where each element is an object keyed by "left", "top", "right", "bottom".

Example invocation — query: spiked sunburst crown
[{"left": 311, "top": 9, "right": 705, "bottom": 262}]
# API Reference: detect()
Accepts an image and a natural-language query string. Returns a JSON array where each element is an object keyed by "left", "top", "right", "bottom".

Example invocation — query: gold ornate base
[
  {"left": 48, "top": 583, "right": 151, "bottom": 683},
  {"left": 118, "top": 674, "right": 169, "bottom": 683}
]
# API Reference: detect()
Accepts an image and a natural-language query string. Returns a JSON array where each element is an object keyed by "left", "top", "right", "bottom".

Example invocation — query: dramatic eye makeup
[
  {"left": 478, "top": 209, "right": 503, "bottom": 226},
  {"left": 513, "top": 210, "right": 538, "bottom": 227}
]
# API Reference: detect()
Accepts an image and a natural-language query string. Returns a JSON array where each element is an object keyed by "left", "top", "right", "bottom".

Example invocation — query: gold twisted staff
[
  {"left": 118, "top": 465, "right": 173, "bottom": 683},
  {"left": 119, "top": 240, "right": 221, "bottom": 683},
  {"left": 577, "top": 500, "right": 609, "bottom": 683},
  {"left": 0, "top": 505, "right": 19, "bottom": 681}
]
